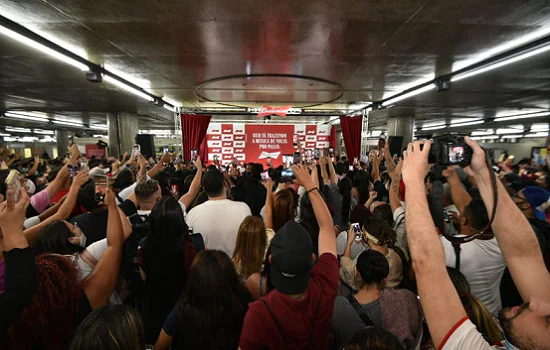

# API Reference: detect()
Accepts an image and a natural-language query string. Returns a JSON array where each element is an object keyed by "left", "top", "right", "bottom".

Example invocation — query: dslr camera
[{"left": 426, "top": 134, "right": 473, "bottom": 166}]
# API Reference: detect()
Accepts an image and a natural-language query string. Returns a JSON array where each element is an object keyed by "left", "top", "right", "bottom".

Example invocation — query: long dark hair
[
  {"left": 272, "top": 188, "right": 297, "bottom": 232},
  {"left": 33, "top": 220, "right": 85, "bottom": 256},
  {"left": 339, "top": 177, "right": 353, "bottom": 225},
  {"left": 70, "top": 305, "right": 145, "bottom": 350},
  {"left": 175, "top": 250, "right": 251, "bottom": 349},
  {"left": 354, "top": 170, "right": 372, "bottom": 205},
  {"left": 141, "top": 196, "right": 195, "bottom": 299},
  {"left": 299, "top": 192, "right": 320, "bottom": 253},
  {"left": 363, "top": 216, "right": 396, "bottom": 249}
]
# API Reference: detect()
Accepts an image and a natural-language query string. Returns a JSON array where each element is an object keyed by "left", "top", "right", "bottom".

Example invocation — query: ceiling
[{"left": 1, "top": 0, "right": 550, "bottom": 136}]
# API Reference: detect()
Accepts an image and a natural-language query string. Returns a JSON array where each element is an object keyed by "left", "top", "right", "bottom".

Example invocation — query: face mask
[
  {"left": 69, "top": 233, "right": 87, "bottom": 247},
  {"left": 25, "top": 179, "right": 36, "bottom": 195},
  {"left": 504, "top": 337, "right": 521, "bottom": 350}
]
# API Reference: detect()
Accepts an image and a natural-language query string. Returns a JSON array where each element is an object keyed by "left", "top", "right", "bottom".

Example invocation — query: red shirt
[{"left": 239, "top": 253, "right": 339, "bottom": 349}]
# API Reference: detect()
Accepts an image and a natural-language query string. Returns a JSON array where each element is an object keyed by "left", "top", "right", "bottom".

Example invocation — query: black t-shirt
[
  {"left": 373, "top": 180, "right": 389, "bottom": 203},
  {"left": 72, "top": 200, "right": 137, "bottom": 246}
]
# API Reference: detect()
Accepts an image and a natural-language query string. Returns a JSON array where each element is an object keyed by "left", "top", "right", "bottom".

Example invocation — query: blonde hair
[
  {"left": 232, "top": 216, "right": 267, "bottom": 278},
  {"left": 461, "top": 295, "right": 503, "bottom": 344}
]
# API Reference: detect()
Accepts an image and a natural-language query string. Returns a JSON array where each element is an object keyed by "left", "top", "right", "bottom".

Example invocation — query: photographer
[{"left": 402, "top": 138, "right": 550, "bottom": 349}]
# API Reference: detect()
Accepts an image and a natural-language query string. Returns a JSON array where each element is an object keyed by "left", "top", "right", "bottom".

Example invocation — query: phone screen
[
  {"left": 68, "top": 164, "right": 74, "bottom": 180},
  {"left": 328, "top": 147, "right": 334, "bottom": 157},
  {"left": 281, "top": 168, "right": 295, "bottom": 181},
  {"left": 352, "top": 223, "right": 362, "bottom": 242},
  {"left": 293, "top": 152, "right": 301, "bottom": 164},
  {"left": 191, "top": 149, "right": 198, "bottom": 161},
  {"left": 5, "top": 170, "right": 22, "bottom": 203},
  {"left": 448, "top": 146, "right": 465, "bottom": 165},
  {"left": 93, "top": 175, "right": 109, "bottom": 202},
  {"left": 349, "top": 165, "right": 354, "bottom": 171},
  {"left": 314, "top": 148, "right": 320, "bottom": 160},
  {"left": 261, "top": 171, "right": 269, "bottom": 181},
  {"left": 132, "top": 144, "right": 140, "bottom": 159}
]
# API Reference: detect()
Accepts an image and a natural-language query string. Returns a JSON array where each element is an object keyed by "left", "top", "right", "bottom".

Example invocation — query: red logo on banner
[
  {"left": 222, "top": 142, "right": 233, "bottom": 147},
  {"left": 222, "top": 135, "right": 233, "bottom": 140},
  {"left": 234, "top": 141, "right": 245, "bottom": 148},
  {"left": 211, "top": 129, "right": 220, "bottom": 133},
  {"left": 209, "top": 135, "right": 221, "bottom": 140},
  {"left": 319, "top": 130, "right": 328, "bottom": 134},
  {"left": 317, "top": 136, "right": 328, "bottom": 141},
  {"left": 210, "top": 142, "right": 221, "bottom": 147},
  {"left": 211, "top": 148, "right": 221, "bottom": 153},
  {"left": 222, "top": 154, "right": 233, "bottom": 160},
  {"left": 234, "top": 148, "right": 245, "bottom": 153},
  {"left": 235, "top": 129, "right": 244, "bottom": 134},
  {"left": 235, "top": 135, "right": 245, "bottom": 141},
  {"left": 306, "top": 143, "right": 316, "bottom": 148},
  {"left": 257, "top": 105, "right": 292, "bottom": 117}
]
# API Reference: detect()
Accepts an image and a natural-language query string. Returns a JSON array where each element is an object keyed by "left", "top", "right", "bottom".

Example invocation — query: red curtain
[
  {"left": 329, "top": 125, "right": 336, "bottom": 149},
  {"left": 339, "top": 115, "right": 363, "bottom": 161},
  {"left": 199, "top": 136, "right": 208, "bottom": 163},
  {"left": 181, "top": 114, "right": 211, "bottom": 161}
]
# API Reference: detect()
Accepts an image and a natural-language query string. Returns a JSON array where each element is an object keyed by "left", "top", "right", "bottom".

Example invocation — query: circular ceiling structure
[{"left": 195, "top": 74, "right": 344, "bottom": 108}]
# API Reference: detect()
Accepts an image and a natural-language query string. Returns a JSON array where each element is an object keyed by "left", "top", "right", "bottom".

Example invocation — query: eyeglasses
[{"left": 511, "top": 193, "right": 531, "bottom": 210}]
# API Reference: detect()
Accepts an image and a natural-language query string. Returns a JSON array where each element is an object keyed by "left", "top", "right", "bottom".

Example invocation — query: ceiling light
[
  {"left": 471, "top": 135, "right": 499, "bottom": 140},
  {"left": 421, "top": 125, "right": 446, "bottom": 131},
  {"left": 500, "top": 134, "right": 524, "bottom": 139},
  {"left": 531, "top": 123, "right": 549, "bottom": 131},
  {"left": 93, "top": 134, "right": 107, "bottom": 138},
  {"left": 382, "top": 84, "right": 434, "bottom": 106},
  {"left": 3, "top": 112, "right": 49, "bottom": 123},
  {"left": 17, "top": 137, "right": 38, "bottom": 142},
  {"left": 33, "top": 129, "right": 54, "bottom": 135},
  {"left": 494, "top": 111, "right": 550, "bottom": 122},
  {"left": 163, "top": 98, "right": 182, "bottom": 108},
  {"left": 330, "top": 117, "right": 341, "bottom": 125},
  {"left": 53, "top": 120, "right": 84, "bottom": 127},
  {"left": 525, "top": 132, "right": 548, "bottom": 138},
  {"left": 103, "top": 75, "right": 154, "bottom": 102},
  {"left": 90, "top": 124, "right": 108, "bottom": 130},
  {"left": 496, "top": 128, "right": 525, "bottom": 134},
  {"left": 163, "top": 104, "right": 175, "bottom": 112},
  {"left": 0, "top": 133, "right": 10, "bottom": 137},
  {"left": 5, "top": 127, "right": 31, "bottom": 133},
  {"left": 471, "top": 129, "right": 494, "bottom": 136},
  {"left": 0, "top": 25, "right": 88, "bottom": 71},
  {"left": 452, "top": 44, "right": 550, "bottom": 82},
  {"left": 449, "top": 120, "right": 485, "bottom": 128}
]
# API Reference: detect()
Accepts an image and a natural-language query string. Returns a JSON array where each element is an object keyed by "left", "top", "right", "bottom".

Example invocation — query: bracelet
[{"left": 306, "top": 187, "right": 319, "bottom": 195}]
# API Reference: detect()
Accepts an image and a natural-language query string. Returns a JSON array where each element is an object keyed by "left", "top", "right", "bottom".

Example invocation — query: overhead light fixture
[
  {"left": 382, "top": 84, "right": 434, "bottom": 106},
  {"left": 0, "top": 133, "right": 10, "bottom": 137},
  {"left": 53, "top": 120, "right": 84, "bottom": 127},
  {"left": 0, "top": 24, "right": 88, "bottom": 71},
  {"left": 525, "top": 132, "right": 548, "bottom": 138},
  {"left": 4, "top": 112, "right": 49, "bottom": 123},
  {"left": 531, "top": 123, "right": 549, "bottom": 131},
  {"left": 33, "top": 129, "right": 54, "bottom": 135},
  {"left": 500, "top": 134, "right": 524, "bottom": 139},
  {"left": 449, "top": 120, "right": 485, "bottom": 128},
  {"left": 494, "top": 111, "right": 550, "bottom": 122},
  {"left": 421, "top": 125, "right": 446, "bottom": 131},
  {"left": 471, "top": 129, "right": 494, "bottom": 136},
  {"left": 163, "top": 104, "right": 175, "bottom": 112},
  {"left": 163, "top": 98, "right": 182, "bottom": 108},
  {"left": 103, "top": 75, "right": 154, "bottom": 102},
  {"left": 5, "top": 126, "right": 32, "bottom": 133},
  {"left": 329, "top": 117, "right": 341, "bottom": 125},
  {"left": 90, "top": 124, "right": 108, "bottom": 130},
  {"left": 17, "top": 136, "right": 38, "bottom": 142},
  {"left": 452, "top": 44, "right": 550, "bottom": 82},
  {"left": 93, "top": 134, "right": 107, "bottom": 138},
  {"left": 496, "top": 128, "right": 525, "bottom": 134},
  {"left": 471, "top": 135, "right": 499, "bottom": 140}
]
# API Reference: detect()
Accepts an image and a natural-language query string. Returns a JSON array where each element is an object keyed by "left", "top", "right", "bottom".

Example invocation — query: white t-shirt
[
  {"left": 441, "top": 236, "right": 506, "bottom": 315},
  {"left": 441, "top": 317, "right": 503, "bottom": 349},
  {"left": 393, "top": 206, "right": 407, "bottom": 249},
  {"left": 186, "top": 199, "right": 251, "bottom": 257}
]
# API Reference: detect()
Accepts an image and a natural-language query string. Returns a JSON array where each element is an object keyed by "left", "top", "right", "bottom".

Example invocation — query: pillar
[
  {"left": 107, "top": 112, "right": 139, "bottom": 158},
  {"left": 56, "top": 130, "right": 74, "bottom": 157},
  {"left": 387, "top": 116, "right": 414, "bottom": 149}
]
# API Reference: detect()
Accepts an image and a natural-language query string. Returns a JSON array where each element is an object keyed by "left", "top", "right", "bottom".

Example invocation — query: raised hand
[
  {"left": 291, "top": 164, "right": 314, "bottom": 190},
  {"left": 193, "top": 156, "right": 202, "bottom": 170},
  {"left": 73, "top": 170, "right": 90, "bottom": 188},
  {"left": 402, "top": 141, "right": 432, "bottom": 185},
  {"left": 0, "top": 188, "right": 30, "bottom": 232}
]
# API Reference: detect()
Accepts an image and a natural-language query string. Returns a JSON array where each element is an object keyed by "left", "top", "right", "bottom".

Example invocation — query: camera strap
[{"left": 438, "top": 150, "right": 498, "bottom": 244}]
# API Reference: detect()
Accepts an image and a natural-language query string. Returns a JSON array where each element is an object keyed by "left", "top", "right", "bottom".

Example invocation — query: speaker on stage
[
  {"left": 135, "top": 134, "right": 155, "bottom": 158},
  {"left": 388, "top": 136, "right": 404, "bottom": 157}
]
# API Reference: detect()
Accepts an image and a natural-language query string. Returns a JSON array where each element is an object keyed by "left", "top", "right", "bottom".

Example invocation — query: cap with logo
[
  {"left": 270, "top": 221, "right": 313, "bottom": 295},
  {"left": 522, "top": 186, "right": 550, "bottom": 221}
]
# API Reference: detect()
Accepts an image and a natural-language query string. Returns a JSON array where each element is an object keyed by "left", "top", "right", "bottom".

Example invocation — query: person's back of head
[
  {"left": 355, "top": 250, "right": 390, "bottom": 289},
  {"left": 350, "top": 204, "right": 370, "bottom": 228},
  {"left": 363, "top": 216, "right": 396, "bottom": 249},
  {"left": 179, "top": 250, "right": 251, "bottom": 349},
  {"left": 153, "top": 171, "right": 172, "bottom": 197},
  {"left": 188, "top": 189, "right": 208, "bottom": 212},
  {"left": 345, "top": 327, "right": 403, "bottom": 350},
  {"left": 335, "top": 162, "right": 346, "bottom": 176},
  {"left": 202, "top": 169, "right": 225, "bottom": 198},
  {"left": 272, "top": 189, "right": 297, "bottom": 232},
  {"left": 463, "top": 198, "right": 490, "bottom": 232},
  {"left": 372, "top": 203, "right": 394, "bottom": 227},
  {"left": 135, "top": 179, "right": 161, "bottom": 209},
  {"left": 250, "top": 163, "right": 263, "bottom": 180},
  {"left": 233, "top": 216, "right": 267, "bottom": 278},
  {"left": 113, "top": 168, "right": 133, "bottom": 192},
  {"left": 70, "top": 304, "right": 145, "bottom": 350},
  {"left": 10, "top": 254, "right": 83, "bottom": 350}
]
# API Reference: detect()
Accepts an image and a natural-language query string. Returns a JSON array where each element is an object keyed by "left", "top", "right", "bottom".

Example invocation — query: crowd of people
[{"left": 0, "top": 137, "right": 549, "bottom": 350}]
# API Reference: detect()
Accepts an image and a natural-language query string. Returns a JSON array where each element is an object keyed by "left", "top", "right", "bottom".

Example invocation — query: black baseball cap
[{"left": 270, "top": 221, "right": 313, "bottom": 295}]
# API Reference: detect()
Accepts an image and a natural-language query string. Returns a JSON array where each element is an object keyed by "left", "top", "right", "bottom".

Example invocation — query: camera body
[{"left": 428, "top": 134, "right": 473, "bottom": 166}]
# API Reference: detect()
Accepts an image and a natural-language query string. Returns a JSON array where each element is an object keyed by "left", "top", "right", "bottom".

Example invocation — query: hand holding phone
[
  {"left": 351, "top": 223, "right": 362, "bottom": 242},
  {"left": 132, "top": 144, "right": 141, "bottom": 160},
  {"left": 93, "top": 175, "right": 111, "bottom": 202},
  {"left": 5, "top": 170, "right": 22, "bottom": 203}
]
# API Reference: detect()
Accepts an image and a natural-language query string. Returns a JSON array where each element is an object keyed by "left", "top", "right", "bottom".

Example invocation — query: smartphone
[
  {"left": 314, "top": 148, "right": 320, "bottom": 160},
  {"left": 328, "top": 147, "right": 334, "bottom": 158},
  {"left": 443, "top": 209, "right": 450, "bottom": 223},
  {"left": 132, "top": 144, "right": 140, "bottom": 160},
  {"left": 163, "top": 148, "right": 169, "bottom": 154},
  {"left": 171, "top": 184, "right": 179, "bottom": 196},
  {"left": 293, "top": 135, "right": 298, "bottom": 148},
  {"left": 68, "top": 164, "right": 74, "bottom": 180},
  {"left": 281, "top": 168, "right": 295, "bottom": 182},
  {"left": 261, "top": 171, "right": 269, "bottom": 182},
  {"left": 349, "top": 165, "right": 354, "bottom": 171},
  {"left": 93, "top": 175, "right": 109, "bottom": 202},
  {"left": 213, "top": 155, "right": 218, "bottom": 162},
  {"left": 293, "top": 151, "right": 301, "bottom": 164},
  {"left": 353, "top": 157, "right": 358, "bottom": 165},
  {"left": 5, "top": 170, "right": 22, "bottom": 203},
  {"left": 191, "top": 149, "right": 198, "bottom": 161},
  {"left": 352, "top": 223, "right": 362, "bottom": 242}
]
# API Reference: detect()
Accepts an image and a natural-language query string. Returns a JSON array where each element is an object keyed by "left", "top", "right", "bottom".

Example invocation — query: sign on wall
[{"left": 206, "top": 123, "right": 331, "bottom": 166}]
